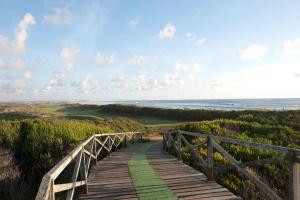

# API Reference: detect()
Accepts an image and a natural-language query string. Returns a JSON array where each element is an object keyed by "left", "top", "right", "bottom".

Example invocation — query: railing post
[
  {"left": 50, "top": 179, "right": 55, "bottom": 200},
  {"left": 108, "top": 137, "right": 111, "bottom": 156},
  {"left": 163, "top": 134, "right": 166, "bottom": 151},
  {"left": 140, "top": 133, "right": 143, "bottom": 142},
  {"left": 177, "top": 133, "right": 182, "bottom": 161},
  {"left": 124, "top": 134, "right": 127, "bottom": 147},
  {"left": 288, "top": 153, "right": 300, "bottom": 200},
  {"left": 207, "top": 135, "right": 214, "bottom": 181},
  {"left": 80, "top": 148, "right": 88, "bottom": 195},
  {"left": 93, "top": 136, "right": 97, "bottom": 164}
]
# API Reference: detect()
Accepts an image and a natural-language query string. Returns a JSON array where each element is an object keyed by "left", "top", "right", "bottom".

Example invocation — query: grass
[{"left": 35, "top": 103, "right": 180, "bottom": 125}]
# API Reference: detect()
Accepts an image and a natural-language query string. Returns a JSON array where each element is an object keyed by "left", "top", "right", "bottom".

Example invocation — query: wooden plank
[
  {"left": 147, "top": 142, "right": 239, "bottom": 200},
  {"left": 95, "top": 137, "right": 110, "bottom": 152},
  {"left": 216, "top": 155, "right": 287, "bottom": 173},
  {"left": 83, "top": 149, "right": 96, "bottom": 160},
  {"left": 183, "top": 140, "right": 207, "bottom": 152},
  {"left": 180, "top": 135, "right": 207, "bottom": 168},
  {"left": 53, "top": 181, "right": 86, "bottom": 193},
  {"left": 36, "top": 132, "right": 141, "bottom": 200}
]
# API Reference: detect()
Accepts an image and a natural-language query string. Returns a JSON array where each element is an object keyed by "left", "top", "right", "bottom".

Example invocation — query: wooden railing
[
  {"left": 163, "top": 130, "right": 300, "bottom": 200},
  {"left": 36, "top": 132, "right": 143, "bottom": 200}
]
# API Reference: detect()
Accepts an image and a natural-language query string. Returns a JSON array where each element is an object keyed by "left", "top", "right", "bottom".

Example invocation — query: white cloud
[
  {"left": 129, "top": 19, "right": 139, "bottom": 29},
  {"left": 72, "top": 74, "right": 97, "bottom": 93},
  {"left": 107, "top": 70, "right": 185, "bottom": 92},
  {"left": 175, "top": 62, "right": 203, "bottom": 80},
  {"left": 208, "top": 61, "right": 300, "bottom": 98},
  {"left": 24, "top": 70, "right": 32, "bottom": 79},
  {"left": 60, "top": 46, "right": 80, "bottom": 71},
  {"left": 196, "top": 38, "right": 206, "bottom": 46},
  {"left": 175, "top": 62, "right": 202, "bottom": 73},
  {"left": 126, "top": 54, "right": 147, "bottom": 66},
  {"left": 184, "top": 32, "right": 206, "bottom": 47},
  {"left": 93, "top": 53, "right": 115, "bottom": 66},
  {"left": 44, "top": 7, "right": 72, "bottom": 27},
  {"left": 294, "top": 72, "right": 300, "bottom": 78},
  {"left": 185, "top": 32, "right": 193, "bottom": 38},
  {"left": 0, "top": 70, "right": 32, "bottom": 94},
  {"left": 209, "top": 80, "right": 222, "bottom": 89},
  {"left": 41, "top": 46, "right": 79, "bottom": 94},
  {"left": 42, "top": 70, "right": 66, "bottom": 93},
  {"left": 158, "top": 23, "right": 176, "bottom": 39},
  {"left": 283, "top": 38, "right": 300, "bottom": 56},
  {"left": 240, "top": 44, "right": 269, "bottom": 60},
  {"left": 0, "top": 13, "right": 35, "bottom": 55},
  {"left": 0, "top": 58, "right": 25, "bottom": 69}
]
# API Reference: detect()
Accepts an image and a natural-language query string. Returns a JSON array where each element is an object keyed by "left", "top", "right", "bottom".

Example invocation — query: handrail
[
  {"left": 163, "top": 130, "right": 300, "bottom": 200},
  {"left": 36, "top": 132, "right": 143, "bottom": 200}
]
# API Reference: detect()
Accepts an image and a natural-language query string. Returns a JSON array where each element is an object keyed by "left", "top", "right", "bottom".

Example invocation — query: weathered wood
[
  {"left": 79, "top": 150, "right": 87, "bottom": 194},
  {"left": 182, "top": 140, "right": 206, "bottom": 152},
  {"left": 95, "top": 137, "right": 110, "bottom": 152},
  {"left": 180, "top": 135, "right": 207, "bottom": 168},
  {"left": 83, "top": 149, "right": 96, "bottom": 160},
  {"left": 53, "top": 181, "right": 86, "bottom": 193},
  {"left": 66, "top": 151, "right": 83, "bottom": 200},
  {"left": 93, "top": 137, "right": 97, "bottom": 163},
  {"left": 292, "top": 162, "right": 300, "bottom": 200},
  {"left": 124, "top": 134, "right": 128, "bottom": 147},
  {"left": 85, "top": 139, "right": 94, "bottom": 176},
  {"left": 148, "top": 142, "right": 239, "bottom": 200},
  {"left": 288, "top": 153, "right": 300, "bottom": 200},
  {"left": 216, "top": 155, "right": 287, "bottom": 173},
  {"left": 213, "top": 141, "right": 282, "bottom": 200},
  {"left": 50, "top": 179, "right": 55, "bottom": 200},
  {"left": 178, "top": 130, "right": 300, "bottom": 156},
  {"left": 207, "top": 135, "right": 214, "bottom": 181},
  {"left": 166, "top": 130, "right": 300, "bottom": 200},
  {"left": 177, "top": 133, "right": 182, "bottom": 160},
  {"left": 36, "top": 132, "right": 141, "bottom": 200}
]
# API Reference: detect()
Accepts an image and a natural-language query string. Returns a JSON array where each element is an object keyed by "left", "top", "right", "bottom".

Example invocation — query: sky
[{"left": 1, "top": 0, "right": 300, "bottom": 101}]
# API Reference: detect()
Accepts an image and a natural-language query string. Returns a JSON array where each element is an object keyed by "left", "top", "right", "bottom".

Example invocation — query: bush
[{"left": 178, "top": 119, "right": 300, "bottom": 199}]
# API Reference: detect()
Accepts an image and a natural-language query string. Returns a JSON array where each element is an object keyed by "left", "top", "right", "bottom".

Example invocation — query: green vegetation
[
  {"left": 1, "top": 103, "right": 300, "bottom": 199},
  {"left": 0, "top": 117, "right": 146, "bottom": 200},
  {"left": 98, "top": 104, "right": 300, "bottom": 128},
  {"left": 177, "top": 114, "right": 300, "bottom": 199},
  {"left": 35, "top": 103, "right": 179, "bottom": 125}
]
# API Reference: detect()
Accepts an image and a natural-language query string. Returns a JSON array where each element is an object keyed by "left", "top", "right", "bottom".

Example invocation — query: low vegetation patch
[
  {"left": 177, "top": 116, "right": 300, "bottom": 199},
  {"left": 0, "top": 117, "right": 146, "bottom": 200}
]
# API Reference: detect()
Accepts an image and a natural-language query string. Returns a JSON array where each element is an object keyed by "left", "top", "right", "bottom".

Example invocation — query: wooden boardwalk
[{"left": 78, "top": 142, "right": 240, "bottom": 200}]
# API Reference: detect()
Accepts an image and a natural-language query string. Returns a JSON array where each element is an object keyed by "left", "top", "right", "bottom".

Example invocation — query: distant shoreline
[
  {"left": 78, "top": 98, "right": 300, "bottom": 111},
  {"left": 1, "top": 98, "right": 300, "bottom": 111}
]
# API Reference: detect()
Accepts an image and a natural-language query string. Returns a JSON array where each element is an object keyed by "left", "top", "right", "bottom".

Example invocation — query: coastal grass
[
  {"left": 178, "top": 117, "right": 300, "bottom": 199},
  {"left": 35, "top": 103, "right": 180, "bottom": 125},
  {"left": 0, "top": 117, "right": 147, "bottom": 200}
]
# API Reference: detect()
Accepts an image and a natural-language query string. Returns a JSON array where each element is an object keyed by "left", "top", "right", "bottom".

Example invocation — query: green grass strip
[{"left": 128, "top": 143, "right": 178, "bottom": 200}]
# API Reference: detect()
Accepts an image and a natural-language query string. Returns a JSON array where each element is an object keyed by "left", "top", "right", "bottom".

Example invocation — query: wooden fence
[
  {"left": 163, "top": 130, "right": 300, "bottom": 200},
  {"left": 36, "top": 132, "right": 143, "bottom": 200}
]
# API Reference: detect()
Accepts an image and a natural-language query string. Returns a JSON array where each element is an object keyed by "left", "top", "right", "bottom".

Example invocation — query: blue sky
[{"left": 1, "top": 0, "right": 300, "bottom": 101}]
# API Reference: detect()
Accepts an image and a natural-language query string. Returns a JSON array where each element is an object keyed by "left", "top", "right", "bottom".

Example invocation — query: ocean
[{"left": 81, "top": 98, "right": 300, "bottom": 111}]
